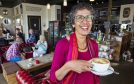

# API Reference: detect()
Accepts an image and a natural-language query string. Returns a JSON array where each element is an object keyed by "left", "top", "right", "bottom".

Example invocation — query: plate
[{"left": 91, "top": 66, "right": 114, "bottom": 76}]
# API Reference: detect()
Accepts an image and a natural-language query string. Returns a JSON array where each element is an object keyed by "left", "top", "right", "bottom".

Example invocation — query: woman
[
  {"left": 33, "top": 35, "right": 48, "bottom": 57},
  {"left": 27, "top": 28, "right": 36, "bottom": 43},
  {"left": 2, "top": 27, "right": 10, "bottom": 37},
  {"left": 50, "top": 3, "right": 100, "bottom": 84},
  {"left": 6, "top": 34, "right": 24, "bottom": 62},
  {"left": 16, "top": 28, "right": 25, "bottom": 43}
]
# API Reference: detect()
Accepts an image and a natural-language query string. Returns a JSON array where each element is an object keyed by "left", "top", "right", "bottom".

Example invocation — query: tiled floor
[
  {"left": 0, "top": 62, "right": 134, "bottom": 84},
  {"left": 0, "top": 74, "right": 7, "bottom": 84}
]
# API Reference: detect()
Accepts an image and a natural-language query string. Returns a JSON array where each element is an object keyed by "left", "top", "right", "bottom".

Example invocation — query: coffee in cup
[{"left": 92, "top": 58, "right": 110, "bottom": 72}]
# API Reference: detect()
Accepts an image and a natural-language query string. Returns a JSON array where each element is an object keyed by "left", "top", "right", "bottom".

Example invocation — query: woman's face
[
  {"left": 16, "top": 30, "right": 20, "bottom": 34},
  {"left": 73, "top": 9, "right": 93, "bottom": 36},
  {"left": 29, "top": 29, "right": 33, "bottom": 34},
  {"left": 40, "top": 37, "right": 45, "bottom": 41},
  {"left": 16, "top": 37, "right": 23, "bottom": 44}
]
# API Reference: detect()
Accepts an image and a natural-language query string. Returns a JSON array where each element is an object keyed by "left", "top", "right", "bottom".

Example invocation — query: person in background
[
  {"left": 50, "top": 3, "right": 100, "bottom": 84},
  {"left": 16, "top": 34, "right": 24, "bottom": 44},
  {"left": 6, "top": 34, "right": 24, "bottom": 62},
  {"left": 33, "top": 35, "right": 48, "bottom": 57},
  {"left": 127, "top": 49, "right": 134, "bottom": 63},
  {"left": 2, "top": 27, "right": 10, "bottom": 37},
  {"left": 27, "top": 28, "right": 36, "bottom": 43},
  {"left": 16, "top": 28, "right": 25, "bottom": 43}
]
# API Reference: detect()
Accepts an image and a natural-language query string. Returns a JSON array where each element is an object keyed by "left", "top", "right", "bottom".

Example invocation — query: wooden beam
[{"left": 107, "top": 0, "right": 112, "bottom": 21}]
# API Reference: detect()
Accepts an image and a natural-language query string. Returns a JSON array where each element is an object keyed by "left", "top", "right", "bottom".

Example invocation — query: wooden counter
[{"left": 111, "top": 32, "right": 132, "bottom": 61}]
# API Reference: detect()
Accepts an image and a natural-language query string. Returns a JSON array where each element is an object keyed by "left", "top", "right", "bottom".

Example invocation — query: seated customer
[
  {"left": 16, "top": 34, "right": 24, "bottom": 44},
  {"left": 33, "top": 35, "right": 48, "bottom": 57},
  {"left": 6, "top": 36, "right": 24, "bottom": 62},
  {"left": 27, "top": 28, "right": 36, "bottom": 43},
  {"left": 2, "top": 27, "right": 10, "bottom": 37},
  {"left": 16, "top": 28, "right": 25, "bottom": 43}
]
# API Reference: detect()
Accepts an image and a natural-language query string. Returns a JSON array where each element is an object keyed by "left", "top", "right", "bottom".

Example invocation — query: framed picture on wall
[
  {"left": 2, "top": 18, "right": 11, "bottom": 25},
  {"left": 123, "top": 7, "right": 130, "bottom": 18}
]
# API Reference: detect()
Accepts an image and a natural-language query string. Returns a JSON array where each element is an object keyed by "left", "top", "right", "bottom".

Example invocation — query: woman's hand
[
  {"left": 55, "top": 60, "right": 93, "bottom": 81},
  {"left": 66, "top": 60, "right": 93, "bottom": 73}
]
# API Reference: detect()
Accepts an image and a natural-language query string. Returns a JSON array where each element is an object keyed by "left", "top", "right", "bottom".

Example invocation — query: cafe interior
[{"left": 0, "top": 0, "right": 134, "bottom": 84}]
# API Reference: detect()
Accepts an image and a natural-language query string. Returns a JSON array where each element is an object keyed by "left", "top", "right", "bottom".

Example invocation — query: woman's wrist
[
  {"left": 56, "top": 62, "right": 71, "bottom": 81},
  {"left": 64, "top": 62, "right": 72, "bottom": 72}
]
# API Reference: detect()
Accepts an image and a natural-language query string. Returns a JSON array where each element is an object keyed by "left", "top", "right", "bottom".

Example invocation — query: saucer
[{"left": 91, "top": 66, "right": 114, "bottom": 76}]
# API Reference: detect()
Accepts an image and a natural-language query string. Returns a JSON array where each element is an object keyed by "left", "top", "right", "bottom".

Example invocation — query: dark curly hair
[{"left": 69, "top": 2, "right": 95, "bottom": 25}]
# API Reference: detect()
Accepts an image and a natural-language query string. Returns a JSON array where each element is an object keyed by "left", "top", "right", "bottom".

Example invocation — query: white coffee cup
[
  {"left": 92, "top": 58, "right": 110, "bottom": 72},
  {"left": 27, "top": 63, "right": 33, "bottom": 67}
]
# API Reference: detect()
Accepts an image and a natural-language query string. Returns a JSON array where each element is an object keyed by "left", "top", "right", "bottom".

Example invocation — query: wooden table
[{"left": 17, "top": 52, "right": 54, "bottom": 72}]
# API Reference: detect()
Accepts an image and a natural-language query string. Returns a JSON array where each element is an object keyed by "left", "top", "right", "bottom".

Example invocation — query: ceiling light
[
  {"left": 63, "top": 0, "right": 67, "bottom": 6},
  {"left": 47, "top": 3, "right": 50, "bottom": 9},
  {"left": 90, "top": 0, "right": 95, "bottom": 1},
  {"left": 0, "top": 15, "right": 3, "bottom": 19},
  {"left": 77, "top": 0, "right": 79, "bottom": 3},
  {"left": 3, "top": 9, "right": 8, "bottom": 15}
]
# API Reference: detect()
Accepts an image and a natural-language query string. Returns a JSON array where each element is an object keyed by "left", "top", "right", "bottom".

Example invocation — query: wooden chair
[{"left": 20, "top": 43, "right": 34, "bottom": 59}]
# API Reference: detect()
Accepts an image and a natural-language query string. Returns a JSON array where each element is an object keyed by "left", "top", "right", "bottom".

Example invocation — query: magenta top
[{"left": 50, "top": 38, "right": 100, "bottom": 84}]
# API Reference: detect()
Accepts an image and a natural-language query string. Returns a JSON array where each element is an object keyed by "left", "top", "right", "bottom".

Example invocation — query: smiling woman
[{"left": 50, "top": 2, "right": 100, "bottom": 84}]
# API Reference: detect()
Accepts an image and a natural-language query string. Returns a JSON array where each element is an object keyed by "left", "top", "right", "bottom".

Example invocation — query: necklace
[
  {"left": 78, "top": 45, "right": 87, "bottom": 50},
  {"left": 78, "top": 40, "right": 88, "bottom": 50}
]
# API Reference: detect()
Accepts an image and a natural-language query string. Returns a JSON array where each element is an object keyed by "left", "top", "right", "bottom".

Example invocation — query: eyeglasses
[{"left": 74, "top": 15, "right": 94, "bottom": 22}]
